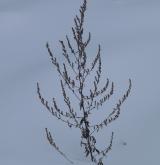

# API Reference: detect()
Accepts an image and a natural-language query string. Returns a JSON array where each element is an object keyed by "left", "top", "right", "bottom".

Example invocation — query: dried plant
[{"left": 37, "top": 0, "right": 132, "bottom": 164}]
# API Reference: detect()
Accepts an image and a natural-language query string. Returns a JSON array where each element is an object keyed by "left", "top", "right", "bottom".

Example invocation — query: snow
[{"left": 0, "top": 0, "right": 160, "bottom": 164}]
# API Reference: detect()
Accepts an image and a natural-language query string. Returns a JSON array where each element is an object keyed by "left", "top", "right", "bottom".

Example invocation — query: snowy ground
[{"left": 0, "top": 0, "right": 160, "bottom": 164}]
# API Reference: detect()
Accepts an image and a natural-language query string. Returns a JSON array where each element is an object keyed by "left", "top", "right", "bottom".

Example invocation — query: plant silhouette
[{"left": 37, "top": 0, "right": 132, "bottom": 164}]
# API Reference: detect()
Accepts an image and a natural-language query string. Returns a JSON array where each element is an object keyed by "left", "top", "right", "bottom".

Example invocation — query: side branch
[
  {"left": 37, "top": 82, "right": 79, "bottom": 128},
  {"left": 97, "top": 132, "right": 114, "bottom": 164},
  {"left": 91, "top": 79, "right": 132, "bottom": 132},
  {"left": 46, "top": 43, "right": 80, "bottom": 101},
  {"left": 45, "top": 128, "right": 74, "bottom": 164}
]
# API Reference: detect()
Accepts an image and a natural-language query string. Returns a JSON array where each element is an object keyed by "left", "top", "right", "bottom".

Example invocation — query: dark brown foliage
[{"left": 37, "top": 0, "right": 132, "bottom": 164}]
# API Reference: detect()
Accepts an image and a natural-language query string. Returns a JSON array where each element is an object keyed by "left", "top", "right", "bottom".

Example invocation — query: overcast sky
[{"left": 0, "top": 0, "right": 160, "bottom": 165}]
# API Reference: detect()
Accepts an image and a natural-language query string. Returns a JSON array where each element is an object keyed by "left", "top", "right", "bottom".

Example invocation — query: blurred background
[{"left": 0, "top": 0, "right": 160, "bottom": 164}]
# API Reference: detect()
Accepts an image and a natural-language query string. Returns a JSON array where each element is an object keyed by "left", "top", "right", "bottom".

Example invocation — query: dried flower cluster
[{"left": 37, "top": 0, "right": 132, "bottom": 164}]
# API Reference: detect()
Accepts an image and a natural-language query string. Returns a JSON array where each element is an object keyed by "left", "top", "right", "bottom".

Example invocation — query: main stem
[
  {"left": 86, "top": 125, "right": 94, "bottom": 161},
  {"left": 78, "top": 64, "right": 94, "bottom": 162}
]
